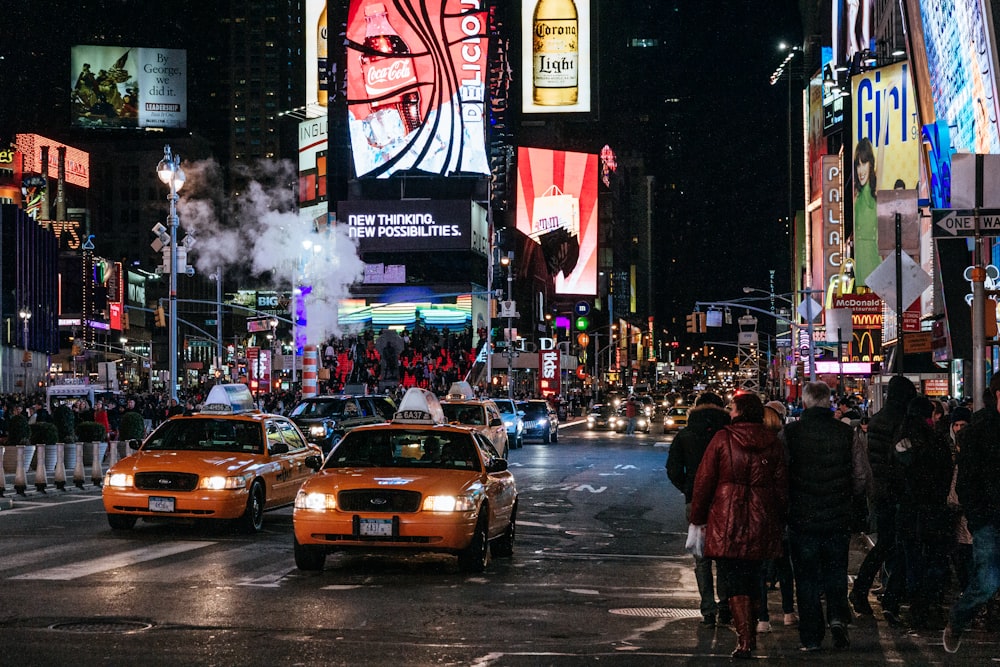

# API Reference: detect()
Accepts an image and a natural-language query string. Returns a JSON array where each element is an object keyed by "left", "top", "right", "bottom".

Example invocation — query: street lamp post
[
  {"left": 500, "top": 253, "right": 514, "bottom": 400},
  {"left": 156, "top": 145, "right": 186, "bottom": 401},
  {"left": 19, "top": 307, "right": 31, "bottom": 396}
]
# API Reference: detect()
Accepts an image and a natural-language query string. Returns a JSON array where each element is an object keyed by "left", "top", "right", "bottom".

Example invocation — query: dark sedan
[{"left": 517, "top": 400, "right": 559, "bottom": 443}]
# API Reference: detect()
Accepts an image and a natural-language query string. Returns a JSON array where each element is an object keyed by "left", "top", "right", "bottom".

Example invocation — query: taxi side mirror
[
  {"left": 489, "top": 418, "right": 502, "bottom": 427},
  {"left": 486, "top": 459, "right": 508, "bottom": 473},
  {"left": 304, "top": 455, "right": 323, "bottom": 471}
]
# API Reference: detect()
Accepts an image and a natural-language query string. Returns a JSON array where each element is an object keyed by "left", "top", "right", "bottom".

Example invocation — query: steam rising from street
[{"left": 176, "top": 158, "right": 364, "bottom": 344}]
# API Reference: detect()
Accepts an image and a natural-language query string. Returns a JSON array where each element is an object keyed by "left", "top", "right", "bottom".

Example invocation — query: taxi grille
[
  {"left": 338, "top": 489, "right": 421, "bottom": 513},
  {"left": 134, "top": 472, "right": 199, "bottom": 492}
]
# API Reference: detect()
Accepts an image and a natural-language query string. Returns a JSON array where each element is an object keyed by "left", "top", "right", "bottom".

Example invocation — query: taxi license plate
[
  {"left": 149, "top": 496, "right": 175, "bottom": 513},
  {"left": 359, "top": 518, "right": 393, "bottom": 537}
]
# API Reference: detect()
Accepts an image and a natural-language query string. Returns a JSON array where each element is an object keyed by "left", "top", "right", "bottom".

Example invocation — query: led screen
[
  {"left": 850, "top": 61, "right": 920, "bottom": 286},
  {"left": 15, "top": 134, "right": 90, "bottom": 189},
  {"left": 71, "top": 45, "right": 187, "bottom": 129},
  {"left": 515, "top": 147, "right": 597, "bottom": 296},
  {"left": 338, "top": 199, "right": 485, "bottom": 253},
  {"left": 345, "top": 0, "right": 489, "bottom": 178},
  {"left": 918, "top": 0, "right": 1000, "bottom": 154},
  {"left": 520, "top": 0, "right": 592, "bottom": 114}
]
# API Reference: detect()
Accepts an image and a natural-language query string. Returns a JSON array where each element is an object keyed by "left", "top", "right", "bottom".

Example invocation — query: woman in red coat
[{"left": 689, "top": 392, "right": 789, "bottom": 659}]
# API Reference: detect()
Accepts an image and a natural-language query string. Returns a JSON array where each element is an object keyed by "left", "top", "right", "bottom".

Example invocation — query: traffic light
[
  {"left": 122, "top": 311, "right": 130, "bottom": 330},
  {"left": 154, "top": 306, "right": 166, "bottom": 327},
  {"left": 686, "top": 313, "right": 697, "bottom": 333}
]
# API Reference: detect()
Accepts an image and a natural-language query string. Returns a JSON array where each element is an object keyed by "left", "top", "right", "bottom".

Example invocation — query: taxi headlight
[
  {"left": 295, "top": 490, "right": 337, "bottom": 510},
  {"left": 104, "top": 472, "right": 134, "bottom": 488},
  {"left": 422, "top": 494, "right": 476, "bottom": 512},
  {"left": 199, "top": 475, "right": 249, "bottom": 490},
  {"left": 666, "top": 418, "right": 675, "bottom": 425}
]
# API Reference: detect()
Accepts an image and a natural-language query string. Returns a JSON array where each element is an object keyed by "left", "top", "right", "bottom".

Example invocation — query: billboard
[
  {"left": 521, "top": 0, "right": 592, "bottom": 114},
  {"left": 850, "top": 61, "right": 920, "bottom": 285},
  {"left": 918, "top": 0, "right": 1000, "bottom": 154},
  {"left": 345, "top": 0, "right": 489, "bottom": 178},
  {"left": 71, "top": 45, "right": 187, "bottom": 129},
  {"left": 306, "top": 0, "right": 326, "bottom": 108},
  {"left": 339, "top": 199, "right": 488, "bottom": 254},
  {"left": 299, "top": 116, "right": 328, "bottom": 208},
  {"left": 515, "top": 147, "right": 598, "bottom": 296}
]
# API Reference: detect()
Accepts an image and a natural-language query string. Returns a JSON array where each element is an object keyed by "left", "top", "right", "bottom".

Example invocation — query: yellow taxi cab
[
  {"left": 102, "top": 384, "right": 321, "bottom": 533},
  {"left": 292, "top": 387, "right": 517, "bottom": 573},
  {"left": 439, "top": 381, "right": 510, "bottom": 458},
  {"left": 663, "top": 405, "right": 690, "bottom": 432}
]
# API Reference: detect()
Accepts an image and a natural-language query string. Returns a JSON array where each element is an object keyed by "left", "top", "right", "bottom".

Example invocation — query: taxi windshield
[
  {"left": 289, "top": 398, "right": 348, "bottom": 418},
  {"left": 440, "top": 404, "right": 486, "bottom": 426},
  {"left": 143, "top": 418, "right": 264, "bottom": 455},
  {"left": 325, "top": 429, "right": 481, "bottom": 472}
]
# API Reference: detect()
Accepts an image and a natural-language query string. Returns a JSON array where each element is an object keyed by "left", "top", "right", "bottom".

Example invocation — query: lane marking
[{"left": 9, "top": 541, "right": 214, "bottom": 580}]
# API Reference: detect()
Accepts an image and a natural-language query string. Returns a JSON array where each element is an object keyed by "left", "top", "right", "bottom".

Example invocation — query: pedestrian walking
[
  {"left": 850, "top": 375, "right": 917, "bottom": 622},
  {"left": 666, "top": 391, "right": 731, "bottom": 627},
  {"left": 689, "top": 392, "right": 788, "bottom": 659},
  {"left": 943, "top": 375, "right": 1000, "bottom": 653},
  {"left": 783, "top": 381, "right": 862, "bottom": 651},
  {"left": 892, "top": 395, "right": 954, "bottom": 630}
]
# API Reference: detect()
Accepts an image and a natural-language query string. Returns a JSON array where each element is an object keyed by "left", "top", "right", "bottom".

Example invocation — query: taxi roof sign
[
  {"left": 445, "top": 381, "right": 475, "bottom": 400},
  {"left": 200, "top": 384, "right": 257, "bottom": 414},
  {"left": 392, "top": 388, "right": 447, "bottom": 425}
]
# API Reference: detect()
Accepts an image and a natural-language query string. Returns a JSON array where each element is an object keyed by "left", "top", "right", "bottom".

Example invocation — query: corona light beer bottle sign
[{"left": 522, "top": 0, "right": 591, "bottom": 114}]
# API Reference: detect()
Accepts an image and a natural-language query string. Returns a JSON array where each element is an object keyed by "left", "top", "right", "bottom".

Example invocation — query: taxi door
[
  {"left": 484, "top": 402, "right": 509, "bottom": 455},
  {"left": 472, "top": 433, "right": 516, "bottom": 536},
  {"left": 263, "top": 419, "right": 313, "bottom": 506}
]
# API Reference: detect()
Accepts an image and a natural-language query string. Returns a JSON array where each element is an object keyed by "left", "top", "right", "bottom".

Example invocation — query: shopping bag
[
  {"left": 530, "top": 185, "right": 579, "bottom": 240},
  {"left": 685, "top": 523, "right": 705, "bottom": 557}
]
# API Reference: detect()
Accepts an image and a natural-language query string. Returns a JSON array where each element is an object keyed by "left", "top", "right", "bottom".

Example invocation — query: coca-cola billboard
[{"left": 346, "top": 0, "right": 489, "bottom": 178}]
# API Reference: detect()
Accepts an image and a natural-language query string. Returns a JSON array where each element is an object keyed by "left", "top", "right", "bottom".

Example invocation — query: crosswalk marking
[{"left": 9, "top": 541, "right": 214, "bottom": 581}]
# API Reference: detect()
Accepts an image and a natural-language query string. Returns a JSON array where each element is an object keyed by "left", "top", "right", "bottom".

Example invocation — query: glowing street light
[{"left": 156, "top": 145, "right": 186, "bottom": 401}]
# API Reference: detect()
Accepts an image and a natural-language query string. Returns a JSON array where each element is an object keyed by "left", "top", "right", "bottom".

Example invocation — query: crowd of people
[{"left": 667, "top": 376, "right": 1000, "bottom": 658}]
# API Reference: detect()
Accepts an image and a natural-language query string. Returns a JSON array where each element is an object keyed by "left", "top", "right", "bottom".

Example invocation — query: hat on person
[
  {"left": 951, "top": 406, "right": 973, "bottom": 425},
  {"left": 764, "top": 400, "right": 787, "bottom": 419}
]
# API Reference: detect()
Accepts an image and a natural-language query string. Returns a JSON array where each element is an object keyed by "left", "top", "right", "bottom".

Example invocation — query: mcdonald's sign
[{"left": 850, "top": 329, "right": 882, "bottom": 363}]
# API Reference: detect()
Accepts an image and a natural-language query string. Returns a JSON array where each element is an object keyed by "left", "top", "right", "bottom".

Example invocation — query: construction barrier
[{"left": 302, "top": 345, "right": 318, "bottom": 397}]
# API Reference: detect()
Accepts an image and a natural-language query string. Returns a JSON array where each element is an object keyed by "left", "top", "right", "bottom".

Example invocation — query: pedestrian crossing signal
[{"left": 154, "top": 306, "right": 166, "bottom": 327}]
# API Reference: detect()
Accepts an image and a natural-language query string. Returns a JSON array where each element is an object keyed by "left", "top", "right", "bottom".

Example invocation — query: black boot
[{"left": 729, "top": 595, "right": 754, "bottom": 659}]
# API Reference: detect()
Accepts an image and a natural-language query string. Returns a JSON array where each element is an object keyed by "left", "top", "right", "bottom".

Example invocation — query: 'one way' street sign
[{"left": 933, "top": 209, "right": 1000, "bottom": 238}]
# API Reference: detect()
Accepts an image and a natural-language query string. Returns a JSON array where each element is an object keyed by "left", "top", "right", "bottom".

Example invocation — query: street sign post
[{"left": 932, "top": 209, "right": 1000, "bottom": 238}]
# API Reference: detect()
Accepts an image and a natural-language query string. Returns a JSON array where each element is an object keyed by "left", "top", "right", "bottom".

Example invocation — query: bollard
[
  {"left": 34, "top": 443, "right": 48, "bottom": 493},
  {"left": 73, "top": 443, "right": 86, "bottom": 489},
  {"left": 303, "top": 345, "right": 318, "bottom": 397},
  {"left": 14, "top": 445, "right": 31, "bottom": 495},
  {"left": 107, "top": 440, "right": 120, "bottom": 468},
  {"left": 91, "top": 442, "right": 104, "bottom": 487},
  {"left": 54, "top": 443, "right": 67, "bottom": 491},
  {"left": 0, "top": 444, "right": 5, "bottom": 497}
]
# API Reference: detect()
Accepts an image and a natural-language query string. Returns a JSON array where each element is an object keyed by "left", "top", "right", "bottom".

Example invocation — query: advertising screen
[
  {"left": 339, "top": 199, "right": 485, "bottom": 253},
  {"left": 71, "top": 45, "right": 187, "bottom": 129},
  {"left": 521, "top": 0, "right": 592, "bottom": 114},
  {"left": 345, "top": 0, "right": 489, "bottom": 178},
  {"left": 515, "top": 147, "right": 598, "bottom": 296},
  {"left": 299, "top": 116, "right": 328, "bottom": 208},
  {"left": 918, "top": 0, "right": 1000, "bottom": 154},
  {"left": 306, "top": 0, "right": 326, "bottom": 108},
  {"left": 850, "top": 61, "right": 920, "bottom": 286}
]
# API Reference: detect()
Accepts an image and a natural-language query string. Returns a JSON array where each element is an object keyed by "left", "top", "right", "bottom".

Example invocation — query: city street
[{"left": 0, "top": 422, "right": 984, "bottom": 665}]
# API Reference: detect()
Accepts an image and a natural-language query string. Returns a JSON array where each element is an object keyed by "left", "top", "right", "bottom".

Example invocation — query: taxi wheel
[
  {"left": 457, "top": 512, "right": 490, "bottom": 573},
  {"left": 491, "top": 503, "right": 516, "bottom": 558},
  {"left": 107, "top": 514, "right": 137, "bottom": 531},
  {"left": 236, "top": 481, "right": 265, "bottom": 534},
  {"left": 294, "top": 537, "right": 326, "bottom": 572}
]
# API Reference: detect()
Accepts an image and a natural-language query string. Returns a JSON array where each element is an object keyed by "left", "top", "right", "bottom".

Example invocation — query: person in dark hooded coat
[
  {"left": 850, "top": 375, "right": 917, "bottom": 622},
  {"left": 666, "top": 391, "right": 731, "bottom": 626}
]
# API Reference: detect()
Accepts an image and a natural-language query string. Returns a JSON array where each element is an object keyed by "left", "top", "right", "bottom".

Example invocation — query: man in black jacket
[
  {"left": 666, "top": 391, "right": 730, "bottom": 626},
  {"left": 784, "top": 381, "right": 857, "bottom": 650},
  {"left": 943, "top": 374, "right": 1000, "bottom": 653},
  {"left": 850, "top": 374, "right": 916, "bottom": 623}
]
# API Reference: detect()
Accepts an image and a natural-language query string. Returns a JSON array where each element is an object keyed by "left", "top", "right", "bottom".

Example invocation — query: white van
[{"left": 46, "top": 382, "right": 120, "bottom": 413}]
